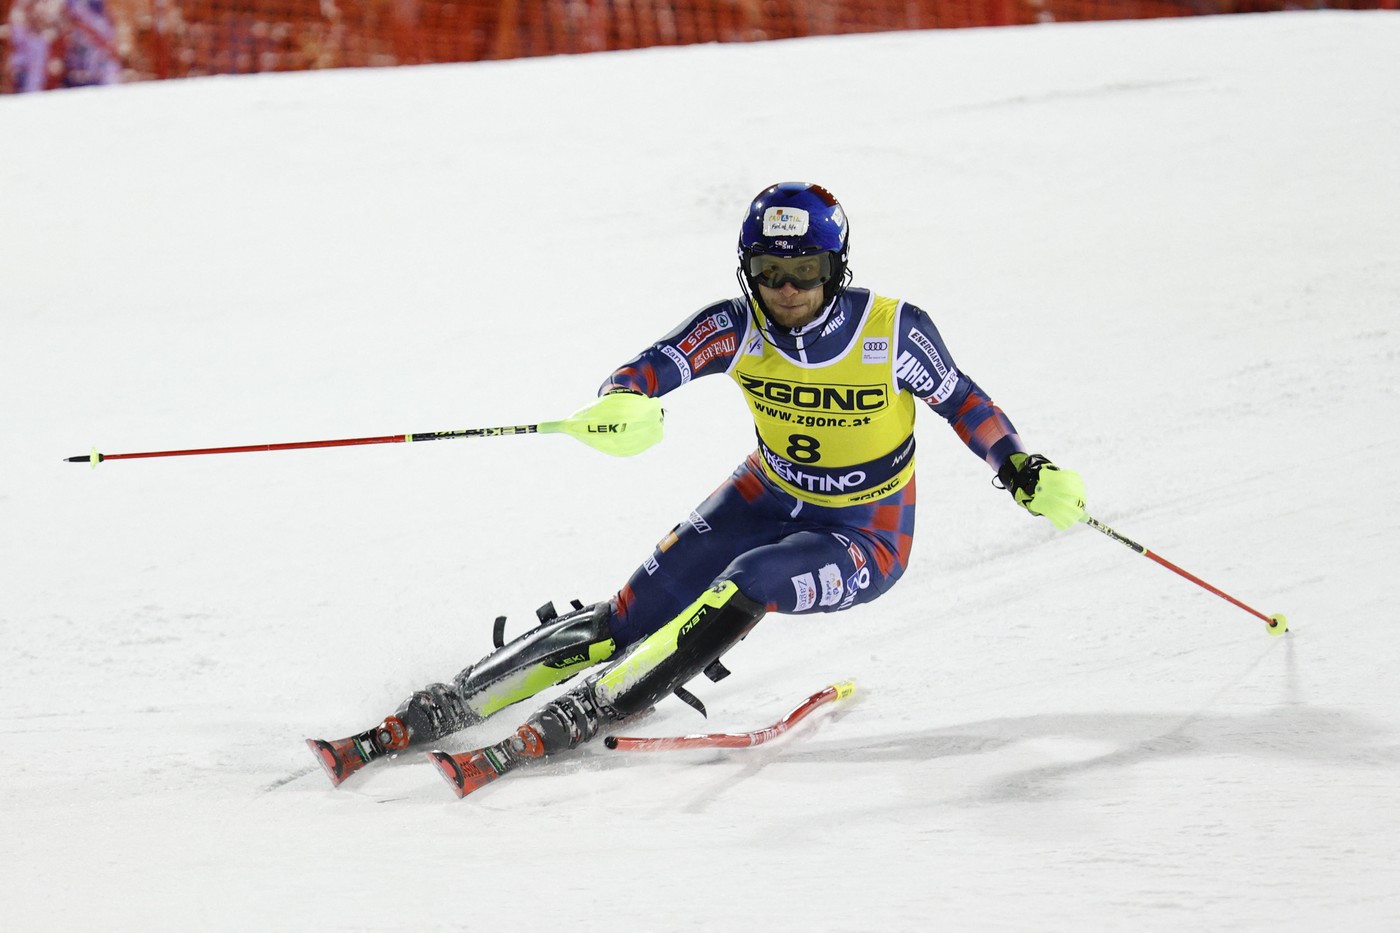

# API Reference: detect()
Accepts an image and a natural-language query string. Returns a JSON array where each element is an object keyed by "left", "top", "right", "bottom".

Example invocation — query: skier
[{"left": 309, "top": 181, "right": 1087, "bottom": 793}]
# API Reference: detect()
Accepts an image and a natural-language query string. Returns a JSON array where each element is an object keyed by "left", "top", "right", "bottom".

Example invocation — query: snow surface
[{"left": 3, "top": 10, "right": 1399, "bottom": 930}]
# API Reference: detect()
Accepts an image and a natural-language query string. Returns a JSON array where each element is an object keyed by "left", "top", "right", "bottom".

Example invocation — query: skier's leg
[
  {"left": 391, "top": 458, "right": 783, "bottom": 744},
  {"left": 718, "top": 470, "right": 918, "bottom": 615},
  {"left": 509, "top": 580, "right": 766, "bottom": 757},
  {"left": 369, "top": 458, "right": 785, "bottom": 753},
  {"left": 609, "top": 453, "right": 797, "bottom": 646},
  {"left": 385, "top": 599, "right": 617, "bottom": 748},
  {"left": 308, "top": 599, "right": 623, "bottom": 784},
  {"left": 498, "top": 482, "right": 917, "bottom": 760},
  {"left": 722, "top": 528, "right": 906, "bottom": 614}
]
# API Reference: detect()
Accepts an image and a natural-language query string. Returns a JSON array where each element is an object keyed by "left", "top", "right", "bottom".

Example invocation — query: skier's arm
[
  {"left": 896, "top": 303, "right": 1086, "bottom": 528},
  {"left": 600, "top": 300, "right": 746, "bottom": 397},
  {"left": 894, "top": 303, "right": 1023, "bottom": 470}
]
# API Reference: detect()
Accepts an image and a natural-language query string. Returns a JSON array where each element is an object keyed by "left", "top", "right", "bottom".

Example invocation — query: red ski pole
[
  {"left": 64, "top": 424, "right": 539, "bottom": 466},
  {"left": 1083, "top": 515, "right": 1288, "bottom": 636},
  {"left": 64, "top": 396, "right": 665, "bottom": 466}
]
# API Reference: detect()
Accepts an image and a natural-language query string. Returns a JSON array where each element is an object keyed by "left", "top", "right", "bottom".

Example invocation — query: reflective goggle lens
[{"left": 747, "top": 253, "right": 833, "bottom": 291}]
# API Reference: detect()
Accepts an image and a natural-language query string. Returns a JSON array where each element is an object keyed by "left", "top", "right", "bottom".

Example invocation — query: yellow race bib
[{"left": 730, "top": 293, "right": 916, "bottom": 506}]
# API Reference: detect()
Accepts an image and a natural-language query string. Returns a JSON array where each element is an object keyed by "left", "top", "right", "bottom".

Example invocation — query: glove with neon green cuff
[
  {"left": 996, "top": 452, "right": 1086, "bottom": 530},
  {"left": 554, "top": 390, "right": 664, "bottom": 457}
]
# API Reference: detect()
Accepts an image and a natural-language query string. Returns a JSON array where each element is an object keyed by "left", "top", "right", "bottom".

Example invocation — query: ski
[
  {"left": 428, "top": 724, "right": 546, "bottom": 799},
  {"left": 604, "top": 680, "right": 855, "bottom": 752},
  {"left": 306, "top": 717, "right": 409, "bottom": 787},
  {"left": 320, "top": 682, "right": 853, "bottom": 797}
]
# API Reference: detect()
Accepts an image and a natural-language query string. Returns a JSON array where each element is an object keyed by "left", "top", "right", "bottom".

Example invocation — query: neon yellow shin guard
[
  {"left": 593, "top": 581, "right": 765, "bottom": 718},
  {"left": 458, "top": 602, "right": 617, "bottom": 721}
]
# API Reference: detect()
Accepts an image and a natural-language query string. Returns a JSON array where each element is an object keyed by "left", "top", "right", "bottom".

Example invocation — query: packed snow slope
[{"left": 3, "top": 10, "right": 1399, "bottom": 930}]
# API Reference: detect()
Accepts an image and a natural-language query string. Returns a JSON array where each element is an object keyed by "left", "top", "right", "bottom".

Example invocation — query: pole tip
[
  {"left": 63, "top": 447, "right": 105, "bottom": 468},
  {"left": 1266, "top": 613, "right": 1289, "bottom": 637}
]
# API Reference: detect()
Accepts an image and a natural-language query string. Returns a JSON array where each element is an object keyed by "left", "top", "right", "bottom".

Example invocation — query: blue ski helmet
[{"left": 738, "top": 182, "right": 851, "bottom": 305}]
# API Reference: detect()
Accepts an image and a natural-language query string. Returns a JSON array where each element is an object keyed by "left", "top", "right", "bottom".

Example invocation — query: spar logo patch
[{"left": 678, "top": 312, "right": 732, "bottom": 355}]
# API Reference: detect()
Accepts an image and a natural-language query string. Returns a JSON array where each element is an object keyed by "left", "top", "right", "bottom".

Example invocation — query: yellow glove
[
  {"left": 544, "top": 390, "right": 664, "bottom": 457},
  {"left": 997, "top": 452, "right": 1086, "bottom": 530}
]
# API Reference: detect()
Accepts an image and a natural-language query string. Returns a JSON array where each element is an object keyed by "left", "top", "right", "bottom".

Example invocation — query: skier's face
[{"left": 758, "top": 280, "right": 826, "bottom": 329}]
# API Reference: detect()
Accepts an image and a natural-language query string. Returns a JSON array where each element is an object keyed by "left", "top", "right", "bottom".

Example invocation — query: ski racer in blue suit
[
  {"left": 602, "top": 284, "right": 1024, "bottom": 647},
  {"left": 312, "top": 182, "right": 1087, "bottom": 785}
]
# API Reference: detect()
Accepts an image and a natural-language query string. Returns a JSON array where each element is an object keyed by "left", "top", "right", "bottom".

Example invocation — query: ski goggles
[{"left": 746, "top": 252, "right": 834, "bottom": 291}]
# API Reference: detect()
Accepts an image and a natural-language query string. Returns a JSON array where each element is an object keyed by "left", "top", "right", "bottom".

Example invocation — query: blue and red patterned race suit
[{"left": 601, "top": 287, "right": 1024, "bottom": 647}]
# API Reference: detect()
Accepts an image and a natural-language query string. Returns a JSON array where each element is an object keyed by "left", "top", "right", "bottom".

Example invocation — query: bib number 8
[{"left": 786, "top": 434, "right": 822, "bottom": 464}]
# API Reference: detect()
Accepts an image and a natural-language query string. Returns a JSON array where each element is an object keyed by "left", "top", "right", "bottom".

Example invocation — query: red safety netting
[{"left": 2, "top": 0, "right": 1394, "bottom": 92}]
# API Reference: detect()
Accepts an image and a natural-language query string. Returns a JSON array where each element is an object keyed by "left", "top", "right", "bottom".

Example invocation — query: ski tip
[
  {"left": 306, "top": 738, "right": 351, "bottom": 787},
  {"left": 428, "top": 750, "right": 469, "bottom": 799},
  {"left": 428, "top": 747, "right": 513, "bottom": 799},
  {"left": 603, "top": 736, "right": 619, "bottom": 750}
]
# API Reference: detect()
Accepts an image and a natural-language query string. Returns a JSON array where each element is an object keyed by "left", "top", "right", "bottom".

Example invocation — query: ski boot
[
  {"left": 430, "top": 581, "right": 766, "bottom": 798},
  {"left": 308, "top": 599, "right": 615, "bottom": 787},
  {"left": 430, "top": 683, "right": 606, "bottom": 798}
]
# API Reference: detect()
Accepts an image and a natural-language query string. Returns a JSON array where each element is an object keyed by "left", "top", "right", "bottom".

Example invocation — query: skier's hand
[
  {"left": 559, "top": 390, "right": 664, "bottom": 457},
  {"left": 997, "top": 452, "right": 1086, "bottom": 530}
]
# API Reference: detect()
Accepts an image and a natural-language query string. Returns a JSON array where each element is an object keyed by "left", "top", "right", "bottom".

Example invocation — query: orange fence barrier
[{"left": 3, "top": 0, "right": 1394, "bottom": 92}]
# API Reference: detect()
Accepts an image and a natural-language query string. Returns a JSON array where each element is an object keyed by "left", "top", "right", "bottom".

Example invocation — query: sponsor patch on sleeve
[
  {"left": 906, "top": 327, "right": 949, "bottom": 378},
  {"left": 661, "top": 345, "right": 692, "bottom": 383},
  {"left": 932, "top": 368, "right": 959, "bottom": 403},
  {"left": 895, "top": 351, "right": 937, "bottom": 395},
  {"left": 678, "top": 312, "right": 732, "bottom": 355},
  {"left": 690, "top": 334, "right": 737, "bottom": 370}
]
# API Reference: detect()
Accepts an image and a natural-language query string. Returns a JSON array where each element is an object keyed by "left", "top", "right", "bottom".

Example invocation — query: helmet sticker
[{"left": 763, "top": 206, "right": 809, "bottom": 237}]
